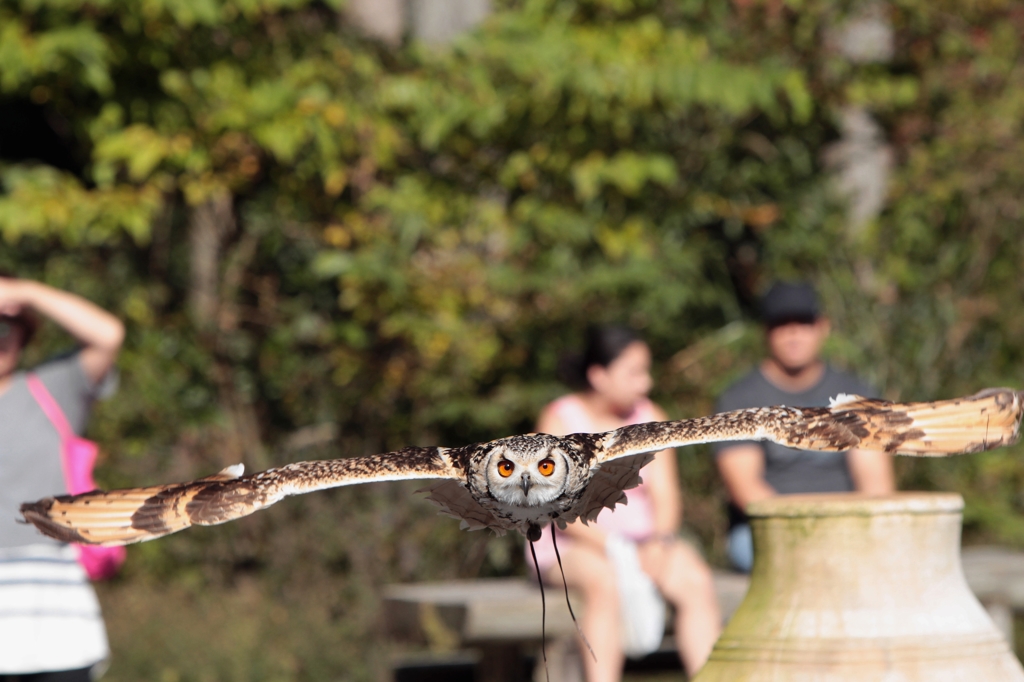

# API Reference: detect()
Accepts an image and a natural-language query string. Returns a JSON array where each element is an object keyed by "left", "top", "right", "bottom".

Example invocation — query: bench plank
[
  {"left": 384, "top": 571, "right": 749, "bottom": 646},
  {"left": 386, "top": 546, "right": 1024, "bottom": 647}
]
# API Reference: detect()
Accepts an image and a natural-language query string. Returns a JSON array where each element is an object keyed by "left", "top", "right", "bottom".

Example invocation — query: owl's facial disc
[{"left": 485, "top": 438, "right": 568, "bottom": 508}]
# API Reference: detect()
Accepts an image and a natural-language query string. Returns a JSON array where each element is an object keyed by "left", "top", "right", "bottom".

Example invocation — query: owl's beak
[{"left": 520, "top": 474, "right": 532, "bottom": 496}]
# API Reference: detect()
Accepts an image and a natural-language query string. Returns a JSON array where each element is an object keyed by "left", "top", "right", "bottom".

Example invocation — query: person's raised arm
[
  {"left": 847, "top": 448, "right": 895, "bottom": 495},
  {"left": 0, "top": 277, "right": 124, "bottom": 385},
  {"left": 715, "top": 443, "right": 776, "bottom": 511}
]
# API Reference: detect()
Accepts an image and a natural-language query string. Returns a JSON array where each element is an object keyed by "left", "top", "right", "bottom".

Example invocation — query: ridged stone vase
[{"left": 694, "top": 492, "right": 1024, "bottom": 682}]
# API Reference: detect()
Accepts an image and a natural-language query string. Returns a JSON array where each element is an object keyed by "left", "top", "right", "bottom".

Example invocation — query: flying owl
[{"left": 20, "top": 389, "right": 1024, "bottom": 546}]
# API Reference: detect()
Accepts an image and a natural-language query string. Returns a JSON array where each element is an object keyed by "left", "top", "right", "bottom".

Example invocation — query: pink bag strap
[{"left": 26, "top": 374, "right": 76, "bottom": 442}]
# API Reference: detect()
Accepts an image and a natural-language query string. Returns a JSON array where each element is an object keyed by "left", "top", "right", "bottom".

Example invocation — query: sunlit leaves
[
  {"left": 0, "top": 18, "right": 112, "bottom": 93},
  {"left": 570, "top": 151, "right": 677, "bottom": 201},
  {"left": 389, "top": 10, "right": 810, "bottom": 152},
  {"left": 0, "top": 166, "right": 161, "bottom": 243}
]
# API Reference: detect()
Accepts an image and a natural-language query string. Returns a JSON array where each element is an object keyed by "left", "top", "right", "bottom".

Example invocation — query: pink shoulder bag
[{"left": 26, "top": 374, "right": 126, "bottom": 580}]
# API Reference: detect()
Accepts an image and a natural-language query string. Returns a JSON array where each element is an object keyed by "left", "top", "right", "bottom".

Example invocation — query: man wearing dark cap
[{"left": 713, "top": 281, "right": 894, "bottom": 572}]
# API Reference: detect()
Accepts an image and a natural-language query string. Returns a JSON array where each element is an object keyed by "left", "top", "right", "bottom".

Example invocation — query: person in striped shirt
[{"left": 0, "top": 273, "right": 124, "bottom": 681}]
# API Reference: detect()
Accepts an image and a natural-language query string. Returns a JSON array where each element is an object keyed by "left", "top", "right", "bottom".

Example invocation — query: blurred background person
[
  {"left": 713, "top": 281, "right": 894, "bottom": 573},
  {"left": 528, "top": 325, "right": 721, "bottom": 682},
  {"left": 0, "top": 274, "right": 124, "bottom": 682}
]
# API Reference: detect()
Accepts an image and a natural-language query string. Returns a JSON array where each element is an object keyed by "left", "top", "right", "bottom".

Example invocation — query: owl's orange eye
[
  {"left": 538, "top": 458, "right": 555, "bottom": 477},
  {"left": 497, "top": 460, "right": 515, "bottom": 478}
]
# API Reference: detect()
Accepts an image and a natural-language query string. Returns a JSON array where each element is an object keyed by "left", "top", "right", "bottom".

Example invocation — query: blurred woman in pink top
[{"left": 529, "top": 326, "right": 721, "bottom": 682}]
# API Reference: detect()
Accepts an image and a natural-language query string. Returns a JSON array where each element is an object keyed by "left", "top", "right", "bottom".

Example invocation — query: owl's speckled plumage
[{"left": 21, "top": 389, "right": 1024, "bottom": 546}]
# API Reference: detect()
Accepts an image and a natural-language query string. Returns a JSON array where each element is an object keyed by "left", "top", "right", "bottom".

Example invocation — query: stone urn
[{"left": 694, "top": 492, "right": 1024, "bottom": 681}]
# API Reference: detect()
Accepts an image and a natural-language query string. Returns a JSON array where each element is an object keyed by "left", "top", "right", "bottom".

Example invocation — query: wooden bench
[
  {"left": 384, "top": 546, "right": 1024, "bottom": 682},
  {"left": 384, "top": 571, "right": 747, "bottom": 682}
]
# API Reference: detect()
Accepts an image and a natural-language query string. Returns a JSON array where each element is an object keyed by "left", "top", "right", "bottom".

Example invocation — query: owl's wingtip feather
[
  {"left": 874, "top": 387, "right": 1023, "bottom": 456},
  {"left": 20, "top": 497, "right": 93, "bottom": 544}
]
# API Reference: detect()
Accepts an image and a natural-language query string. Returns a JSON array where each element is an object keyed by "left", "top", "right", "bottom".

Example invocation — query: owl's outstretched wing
[
  {"left": 21, "top": 388, "right": 1024, "bottom": 546},
  {"left": 596, "top": 388, "right": 1024, "bottom": 465},
  {"left": 564, "top": 389, "right": 1023, "bottom": 527},
  {"left": 21, "top": 447, "right": 463, "bottom": 547}
]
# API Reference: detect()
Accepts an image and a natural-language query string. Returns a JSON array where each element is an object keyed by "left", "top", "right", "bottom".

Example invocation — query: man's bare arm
[
  {"left": 0, "top": 278, "right": 124, "bottom": 384},
  {"left": 716, "top": 444, "right": 776, "bottom": 511},
  {"left": 847, "top": 448, "right": 895, "bottom": 495}
]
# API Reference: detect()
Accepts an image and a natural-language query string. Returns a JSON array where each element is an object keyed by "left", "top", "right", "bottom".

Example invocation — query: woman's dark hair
[
  {"left": 558, "top": 325, "right": 643, "bottom": 389},
  {"left": 0, "top": 269, "right": 39, "bottom": 348}
]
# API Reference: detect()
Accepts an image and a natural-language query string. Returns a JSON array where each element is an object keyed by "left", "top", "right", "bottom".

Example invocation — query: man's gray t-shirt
[
  {"left": 713, "top": 365, "right": 877, "bottom": 527},
  {"left": 0, "top": 352, "right": 100, "bottom": 548}
]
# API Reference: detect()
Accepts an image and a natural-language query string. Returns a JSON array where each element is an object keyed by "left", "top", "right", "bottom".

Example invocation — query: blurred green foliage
[{"left": 2, "top": 0, "right": 1024, "bottom": 678}]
